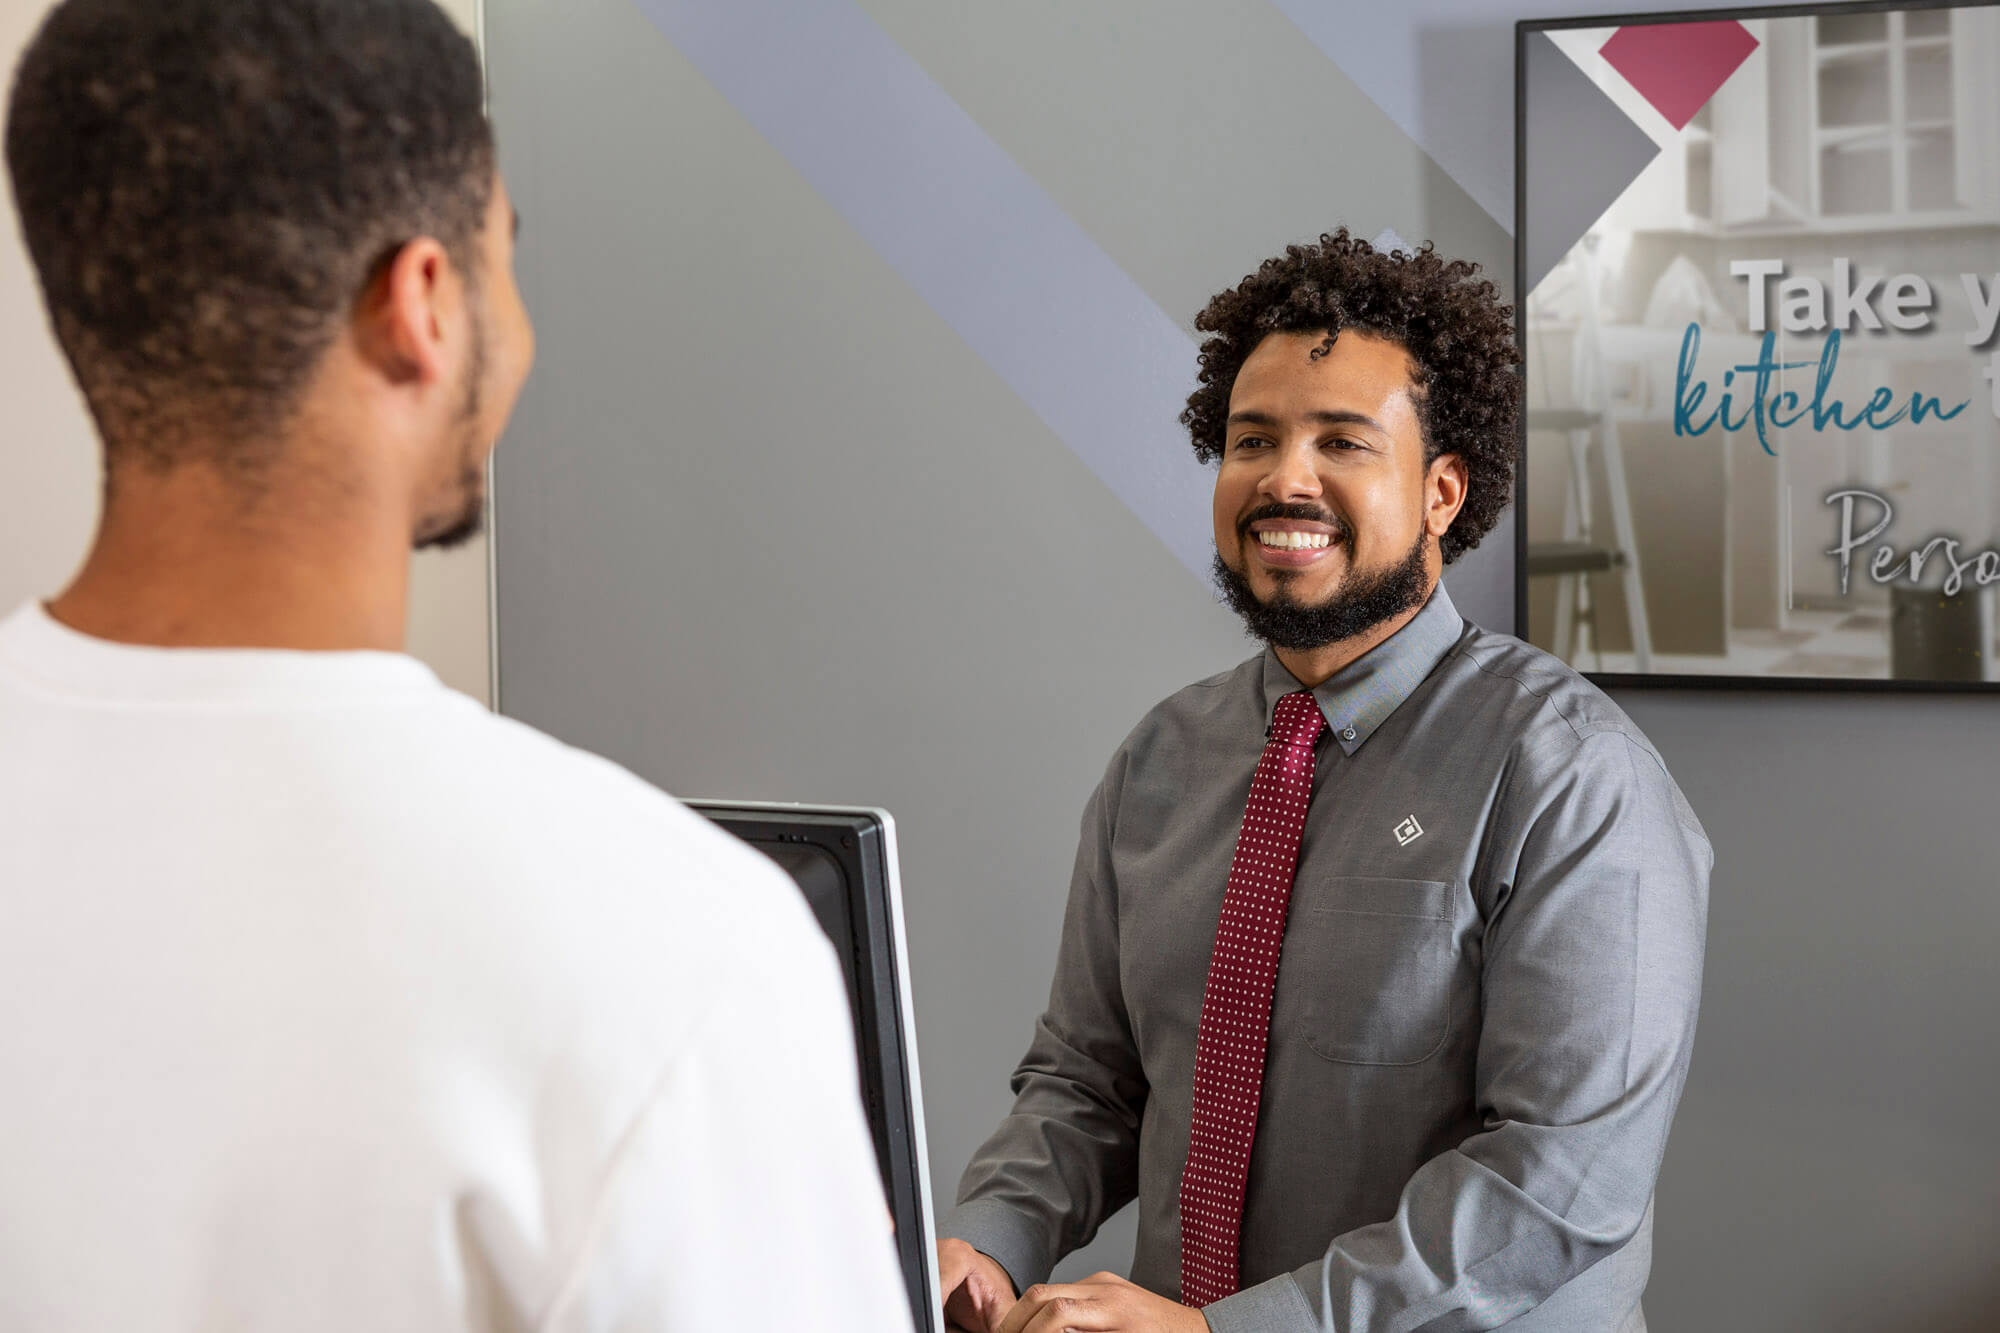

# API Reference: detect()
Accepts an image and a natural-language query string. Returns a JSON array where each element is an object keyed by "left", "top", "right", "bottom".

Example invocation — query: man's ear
[
  {"left": 1425, "top": 453, "right": 1468, "bottom": 540},
  {"left": 354, "top": 237, "right": 455, "bottom": 389}
]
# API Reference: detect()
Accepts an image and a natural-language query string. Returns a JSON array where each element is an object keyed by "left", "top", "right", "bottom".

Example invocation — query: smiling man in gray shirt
[{"left": 935, "top": 232, "right": 1711, "bottom": 1333}]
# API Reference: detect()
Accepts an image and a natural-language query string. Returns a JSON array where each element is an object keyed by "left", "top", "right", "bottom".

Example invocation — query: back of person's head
[{"left": 6, "top": 0, "right": 494, "bottom": 473}]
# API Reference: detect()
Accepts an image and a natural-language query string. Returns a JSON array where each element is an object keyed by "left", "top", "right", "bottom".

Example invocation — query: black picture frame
[{"left": 1514, "top": 0, "right": 2000, "bottom": 692}]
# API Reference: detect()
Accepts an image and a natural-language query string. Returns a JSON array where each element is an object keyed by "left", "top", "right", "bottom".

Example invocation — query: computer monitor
[{"left": 687, "top": 801, "right": 941, "bottom": 1332}]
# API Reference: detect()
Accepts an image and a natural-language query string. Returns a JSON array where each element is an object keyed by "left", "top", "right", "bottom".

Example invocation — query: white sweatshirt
[{"left": 0, "top": 602, "right": 915, "bottom": 1333}]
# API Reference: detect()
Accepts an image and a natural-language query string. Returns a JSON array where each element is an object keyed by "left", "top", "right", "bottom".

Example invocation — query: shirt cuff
[
  {"left": 1200, "top": 1269, "right": 1320, "bottom": 1333},
  {"left": 936, "top": 1198, "right": 1053, "bottom": 1299}
]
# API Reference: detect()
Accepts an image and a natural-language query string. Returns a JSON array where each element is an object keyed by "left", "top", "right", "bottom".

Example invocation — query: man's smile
[{"left": 1244, "top": 517, "right": 1346, "bottom": 570}]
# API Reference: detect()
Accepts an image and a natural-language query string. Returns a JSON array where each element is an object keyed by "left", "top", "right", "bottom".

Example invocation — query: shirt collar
[
  {"left": 1258, "top": 583, "right": 1466, "bottom": 757},
  {"left": 0, "top": 601, "right": 440, "bottom": 705}
]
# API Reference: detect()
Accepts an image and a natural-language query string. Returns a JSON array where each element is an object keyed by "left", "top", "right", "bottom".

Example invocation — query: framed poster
[{"left": 1515, "top": 1, "right": 2000, "bottom": 688}]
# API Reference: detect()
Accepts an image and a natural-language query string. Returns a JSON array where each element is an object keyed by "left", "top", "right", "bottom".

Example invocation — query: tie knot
[{"left": 1269, "top": 690, "right": 1325, "bottom": 749}]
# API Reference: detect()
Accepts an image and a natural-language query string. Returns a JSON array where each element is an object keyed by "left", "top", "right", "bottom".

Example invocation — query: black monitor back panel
[{"left": 687, "top": 802, "right": 940, "bottom": 1332}]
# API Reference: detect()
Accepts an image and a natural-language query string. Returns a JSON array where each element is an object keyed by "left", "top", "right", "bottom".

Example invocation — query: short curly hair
[
  {"left": 1181, "top": 229, "right": 1520, "bottom": 565},
  {"left": 6, "top": 0, "right": 494, "bottom": 467}
]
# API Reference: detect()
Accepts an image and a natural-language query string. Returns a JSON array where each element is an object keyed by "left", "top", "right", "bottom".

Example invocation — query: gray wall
[{"left": 486, "top": 2, "right": 2000, "bottom": 1325}]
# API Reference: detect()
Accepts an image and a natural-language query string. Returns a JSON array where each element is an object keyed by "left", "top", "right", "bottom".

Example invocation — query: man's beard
[
  {"left": 414, "top": 320, "right": 489, "bottom": 552},
  {"left": 1212, "top": 520, "right": 1433, "bottom": 652},
  {"left": 413, "top": 460, "right": 486, "bottom": 552}
]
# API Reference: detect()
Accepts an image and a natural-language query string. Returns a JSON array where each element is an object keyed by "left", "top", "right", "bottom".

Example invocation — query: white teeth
[{"left": 1256, "top": 531, "right": 1331, "bottom": 550}]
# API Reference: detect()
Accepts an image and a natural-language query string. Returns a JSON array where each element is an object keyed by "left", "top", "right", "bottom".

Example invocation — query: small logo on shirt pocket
[{"left": 1393, "top": 815, "right": 1424, "bottom": 847}]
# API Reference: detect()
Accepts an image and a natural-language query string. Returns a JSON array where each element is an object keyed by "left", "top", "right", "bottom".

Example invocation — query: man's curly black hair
[
  {"left": 6, "top": 0, "right": 493, "bottom": 468},
  {"left": 1181, "top": 229, "right": 1520, "bottom": 565}
]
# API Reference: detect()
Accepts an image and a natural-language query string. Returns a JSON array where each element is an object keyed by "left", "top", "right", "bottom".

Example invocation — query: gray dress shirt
[{"left": 942, "top": 586, "right": 1711, "bottom": 1332}]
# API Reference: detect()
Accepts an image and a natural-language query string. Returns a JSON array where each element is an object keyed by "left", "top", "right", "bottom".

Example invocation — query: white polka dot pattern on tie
[{"left": 1178, "top": 689, "right": 1325, "bottom": 1309}]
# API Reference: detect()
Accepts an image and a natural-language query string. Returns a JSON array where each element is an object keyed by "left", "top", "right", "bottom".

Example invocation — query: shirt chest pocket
[{"left": 1278, "top": 876, "right": 1455, "bottom": 1066}]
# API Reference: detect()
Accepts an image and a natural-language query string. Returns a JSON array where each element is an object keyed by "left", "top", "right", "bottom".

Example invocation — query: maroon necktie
[{"left": 1179, "top": 689, "right": 1326, "bottom": 1308}]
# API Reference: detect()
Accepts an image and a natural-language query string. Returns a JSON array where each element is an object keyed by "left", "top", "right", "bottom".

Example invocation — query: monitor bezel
[{"left": 686, "top": 800, "right": 942, "bottom": 1332}]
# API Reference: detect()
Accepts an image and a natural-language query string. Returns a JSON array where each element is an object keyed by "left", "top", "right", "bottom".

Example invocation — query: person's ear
[
  {"left": 353, "top": 237, "right": 457, "bottom": 389},
  {"left": 1425, "top": 453, "right": 1468, "bottom": 540}
]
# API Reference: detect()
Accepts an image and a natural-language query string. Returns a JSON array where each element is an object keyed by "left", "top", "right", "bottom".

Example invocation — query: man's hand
[
  {"left": 938, "top": 1237, "right": 1018, "bottom": 1333},
  {"left": 994, "top": 1271, "right": 1208, "bottom": 1333}
]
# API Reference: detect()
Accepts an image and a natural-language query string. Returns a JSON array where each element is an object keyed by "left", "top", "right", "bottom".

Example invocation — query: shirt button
[{"left": 1341, "top": 727, "right": 1357, "bottom": 741}]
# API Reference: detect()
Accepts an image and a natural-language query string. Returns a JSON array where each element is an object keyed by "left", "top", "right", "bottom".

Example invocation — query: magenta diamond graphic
[{"left": 1599, "top": 21, "right": 1759, "bottom": 130}]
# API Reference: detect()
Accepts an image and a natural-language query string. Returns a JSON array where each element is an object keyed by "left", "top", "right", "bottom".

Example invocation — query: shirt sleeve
[
  {"left": 1205, "top": 729, "right": 1711, "bottom": 1333},
  {"left": 537, "top": 912, "right": 917, "bottom": 1333},
  {"left": 940, "top": 768, "right": 1151, "bottom": 1295}
]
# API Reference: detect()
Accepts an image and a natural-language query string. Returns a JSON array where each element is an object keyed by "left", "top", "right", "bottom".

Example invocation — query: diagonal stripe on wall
[
  {"left": 624, "top": 0, "right": 1517, "bottom": 628},
  {"left": 627, "top": 0, "right": 1216, "bottom": 583}
]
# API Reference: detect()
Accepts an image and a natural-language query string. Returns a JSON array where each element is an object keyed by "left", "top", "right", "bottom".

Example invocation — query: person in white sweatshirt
[{"left": 0, "top": 2, "right": 916, "bottom": 1330}]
